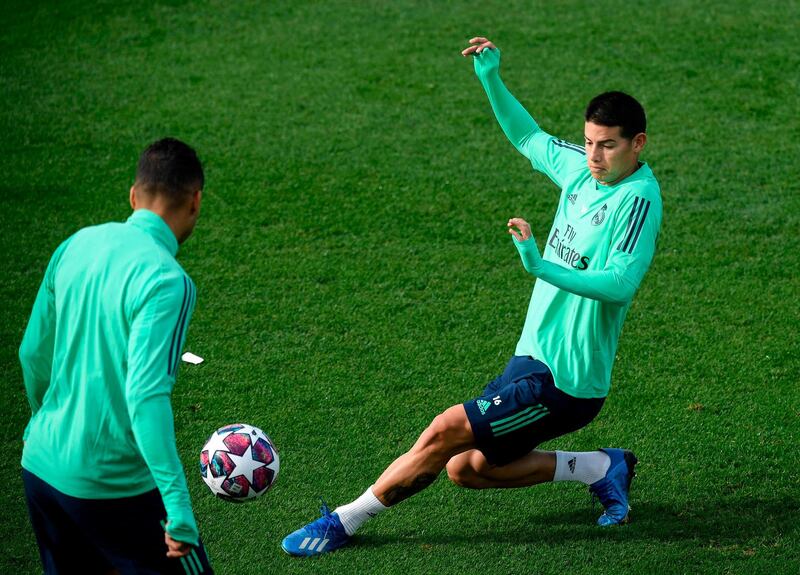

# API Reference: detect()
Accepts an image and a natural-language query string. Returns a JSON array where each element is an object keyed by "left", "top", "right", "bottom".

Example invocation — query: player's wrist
[
  {"left": 512, "top": 235, "right": 543, "bottom": 274},
  {"left": 473, "top": 48, "right": 501, "bottom": 80},
  {"left": 165, "top": 513, "right": 200, "bottom": 547},
  {"left": 512, "top": 234, "right": 537, "bottom": 248},
  {"left": 475, "top": 65, "right": 500, "bottom": 83}
]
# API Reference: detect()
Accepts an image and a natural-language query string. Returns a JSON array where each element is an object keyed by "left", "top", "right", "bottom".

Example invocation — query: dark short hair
[
  {"left": 134, "top": 138, "right": 204, "bottom": 206},
  {"left": 585, "top": 92, "right": 646, "bottom": 139}
]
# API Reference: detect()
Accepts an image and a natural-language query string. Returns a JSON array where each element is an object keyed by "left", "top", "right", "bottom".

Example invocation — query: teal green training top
[
  {"left": 19, "top": 209, "right": 200, "bottom": 545},
  {"left": 474, "top": 48, "right": 663, "bottom": 398}
]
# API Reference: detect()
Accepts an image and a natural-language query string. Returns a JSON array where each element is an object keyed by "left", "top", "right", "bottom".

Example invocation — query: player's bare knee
[
  {"left": 445, "top": 458, "right": 462, "bottom": 484},
  {"left": 446, "top": 454, "right": 488, "bottom": 489},
  {"left": 419, "top": 411, "right": 466, "bottom": 457},
  {"left": 446, "top": 459, "right": 476, "bottom": 488},
  {"left": 420, "top": 413, "right": 452, "bottom": 452}
]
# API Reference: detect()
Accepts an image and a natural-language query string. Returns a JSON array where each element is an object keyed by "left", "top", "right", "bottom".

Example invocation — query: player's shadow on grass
[{"left": 356, "top": 496, "right": 799, "bottom": 548}]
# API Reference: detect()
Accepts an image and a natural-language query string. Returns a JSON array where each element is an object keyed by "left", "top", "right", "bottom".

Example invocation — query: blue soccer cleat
[
  {"left": 589, "top": 448, "right": 638, "bottom": 526},
  {"left": 281, "top": 500, "right": 350, "bottom": 557}
]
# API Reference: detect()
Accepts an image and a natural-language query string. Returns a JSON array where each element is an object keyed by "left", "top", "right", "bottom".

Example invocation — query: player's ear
[
  {"left": 190, "top": 189, "right": 202, "bottom": 215},
  {"left": 631, "top": 132, "right": 647, "bottom": 154},
  {"left": 129, "top": 186, "right": 137, "bottom": 210}
]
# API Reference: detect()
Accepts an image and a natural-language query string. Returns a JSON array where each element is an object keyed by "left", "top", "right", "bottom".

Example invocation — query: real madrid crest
[{"left": 591, "top": 204, "right": 607, "bottom": 226}]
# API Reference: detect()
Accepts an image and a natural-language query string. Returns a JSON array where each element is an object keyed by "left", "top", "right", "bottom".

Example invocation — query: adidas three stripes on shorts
[{"left": 463, "top": 356, "right": 605, "bottom": 466}]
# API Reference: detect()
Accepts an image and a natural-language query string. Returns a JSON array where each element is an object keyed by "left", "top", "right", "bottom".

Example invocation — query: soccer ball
[{"left": 199, "top": 423, "right": 280, "bottom": 502}]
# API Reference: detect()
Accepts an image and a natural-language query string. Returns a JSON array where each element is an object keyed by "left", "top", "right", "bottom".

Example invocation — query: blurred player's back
[{"left": 22, "top": 213, "right": 190, "bottom": 497}]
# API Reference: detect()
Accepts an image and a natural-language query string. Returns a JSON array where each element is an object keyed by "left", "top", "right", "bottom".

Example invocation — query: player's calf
[
  {"left": 373, "top": 405, "right": 475, "bottom": 505},
  {"left": 283, "top": 405, "right": 476, "bottom": 556}
]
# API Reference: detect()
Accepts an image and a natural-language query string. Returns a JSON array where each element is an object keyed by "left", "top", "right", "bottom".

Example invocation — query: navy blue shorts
[
  {"left": 23, "top": 469, "right": 213, "bottom": 575},
  {"left": 463, "top": 356, "right": 605, "bottom": 466}
]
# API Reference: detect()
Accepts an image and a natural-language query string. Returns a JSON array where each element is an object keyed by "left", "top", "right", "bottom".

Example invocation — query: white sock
[
  {"left": 334, "top": 486, "right": 388, "bottom": 536},
  {"left": 553, "top": 451, "right": 611, "bottom": 485}
]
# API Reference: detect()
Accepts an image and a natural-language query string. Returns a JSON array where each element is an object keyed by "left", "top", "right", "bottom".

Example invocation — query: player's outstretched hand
[
  {"left": 462, "top": 37, "right": 501, "bottom": 78},
  {"left": 507, "top": 217, "right": 532, "bottom": 242},
  {"left": 165, "top": 532, "right": 192, "bottom": 558},
  {"left": 461, "top": 36, "right": 496, "bottom": 56}
]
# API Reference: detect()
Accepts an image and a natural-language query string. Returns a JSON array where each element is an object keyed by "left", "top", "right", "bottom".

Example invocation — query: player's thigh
[{"left": 462, "top": 369, "right": 548, "bottom": 466}]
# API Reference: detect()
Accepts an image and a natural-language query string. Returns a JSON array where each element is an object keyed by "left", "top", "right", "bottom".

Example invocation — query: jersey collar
[{"left": 127, "top": 209, "right": 179, "bottom": 256}]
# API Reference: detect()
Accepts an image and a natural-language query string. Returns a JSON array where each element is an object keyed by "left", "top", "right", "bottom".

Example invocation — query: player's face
[{"left": 584, "top": 122, "right": 645, "bottom": 186}]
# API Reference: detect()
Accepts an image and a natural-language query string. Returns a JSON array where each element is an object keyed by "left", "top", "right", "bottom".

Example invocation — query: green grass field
[{"left": 2, "top": 1, "right": 799, "bottom": 573}]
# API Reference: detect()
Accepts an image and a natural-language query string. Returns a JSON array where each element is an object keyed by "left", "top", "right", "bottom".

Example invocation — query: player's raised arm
[
  {"left": 464, "top": 38, "right": 586, "bottom": 188},
  {"left": 125, "top": 274, "right": 199, "bottom": 549},
  {"left": 463, "top": 38, "right": 539, "bottom": 157}
]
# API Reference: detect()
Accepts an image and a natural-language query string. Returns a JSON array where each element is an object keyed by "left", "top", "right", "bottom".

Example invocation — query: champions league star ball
[{"left": 200, "top": 423, "right": 280, "bottom": 502}]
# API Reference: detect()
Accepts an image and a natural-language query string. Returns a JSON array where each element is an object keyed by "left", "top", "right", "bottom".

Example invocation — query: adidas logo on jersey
[
  {"left": 568, "top": 193, "right": 578, "bottom": 205},
  {"left": 476, "top": 399, "right": 492, "bottom": 415}
]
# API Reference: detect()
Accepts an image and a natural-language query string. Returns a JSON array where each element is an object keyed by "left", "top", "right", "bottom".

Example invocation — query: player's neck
[
  {"left": 598, "top": 161, "right": 642, "bottom": 187},
  {"left": 133, "top": 205, "right": 184, "bottom": 244}
]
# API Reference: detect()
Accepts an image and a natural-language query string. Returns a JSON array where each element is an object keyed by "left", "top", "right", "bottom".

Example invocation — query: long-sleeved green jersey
[
  {"left": 19, "top": 208, "right": 200, "bottom": 545},
  {"left": 474, "top": 48, "right": 662, "bottom": 398}
]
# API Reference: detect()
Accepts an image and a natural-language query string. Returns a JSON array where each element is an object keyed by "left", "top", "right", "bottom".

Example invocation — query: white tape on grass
[{"left": 181, "top": 352, "right": 204, "bottom": 365}]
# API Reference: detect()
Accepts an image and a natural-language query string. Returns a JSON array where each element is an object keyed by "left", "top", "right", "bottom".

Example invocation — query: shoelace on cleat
[{"left": 319, "top": 497, "right": 331, "bottom": 517}]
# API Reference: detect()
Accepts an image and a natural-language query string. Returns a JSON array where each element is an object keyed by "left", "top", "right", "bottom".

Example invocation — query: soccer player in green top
[
  {"left": 19, "top": 138, "right": 213, "bottom": 574},
  {"left": 282, "top": 37, "right": 662, "bottom": 556}
]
